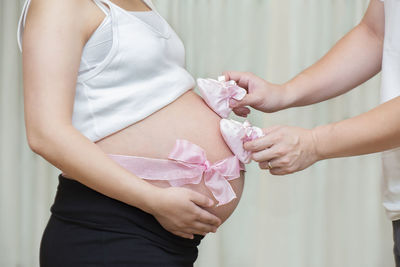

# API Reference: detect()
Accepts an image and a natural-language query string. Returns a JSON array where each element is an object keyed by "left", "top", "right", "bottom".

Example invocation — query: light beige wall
[{"left": 0, "top": 0, "right": 394, "bottom": 266}]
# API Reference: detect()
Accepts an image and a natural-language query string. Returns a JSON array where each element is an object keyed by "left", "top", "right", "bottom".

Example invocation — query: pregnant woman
[{"left": 17, "top": 0, "right": 254, "bottom": 266}]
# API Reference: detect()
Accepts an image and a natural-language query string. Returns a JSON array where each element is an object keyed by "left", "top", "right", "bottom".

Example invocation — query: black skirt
[{"left": 39, "top": 174, "right": 204, "bottom": 267}]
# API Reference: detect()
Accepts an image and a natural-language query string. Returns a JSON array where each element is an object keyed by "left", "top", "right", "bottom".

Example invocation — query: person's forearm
[
  {"left": 284, "top": 21, "right": 383, "bottom": 108},
  {"left": 313, "top": 96, "right": 400, "bottom": 160},
  {"left": 29, "top": 125, "right": 160, "bottom": 214}
]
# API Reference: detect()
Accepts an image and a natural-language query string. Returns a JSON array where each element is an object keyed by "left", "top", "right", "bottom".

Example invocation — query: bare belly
[{"left": 94, "top": 90, "right": 244, "bottom": 223}]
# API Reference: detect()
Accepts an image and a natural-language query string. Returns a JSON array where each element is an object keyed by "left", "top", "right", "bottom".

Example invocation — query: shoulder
[
  {"left": 28, "top": 0, "right": 91, "bottom": 18},
  {"left": 26, "top": 0, "right": 105, "bottom": 43},
  {"left": 28, "top": 0, "right": 100, "bottom": 13}
]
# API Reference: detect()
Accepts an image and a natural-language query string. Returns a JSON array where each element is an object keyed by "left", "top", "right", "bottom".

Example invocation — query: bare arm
[
  {"left": 225, "top": 0, "right": 395, "bottom": 175},
  {"left": 23, "top": 0, "right": 220, "bottom": 238},
  {"left": 243, "top": 96, "right": 400, "bottom": 175},
  {"left": 23, "top": 0, "right": 155, "bottom": 211},
  {"left": 284, "top": 0, "right": 385, "bottom": 107},
  {"left": 313, "top": 96, "right": 400, "bottom": 159},
  {"left": 224, "top": 0, "right": 385, "bottom": 115}
]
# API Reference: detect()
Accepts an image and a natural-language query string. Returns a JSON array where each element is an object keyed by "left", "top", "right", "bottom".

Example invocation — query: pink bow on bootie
[
  {"left": 197, "top": 76, "right": 247, "bottom": 118},
  {"left": 220, "top": 119, "right": 264, "bottom": 164}
]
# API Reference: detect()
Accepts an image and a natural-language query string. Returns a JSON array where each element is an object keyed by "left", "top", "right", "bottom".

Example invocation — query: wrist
[
  {"left": 311, "top": 125, "right": 327, "bottom": 161},
  {"left": 281, "top": 80, "right": 299, "bottom": 109},
  {"left": 282, "top": 72, "right": 316, "bottom": 108},
  {"left": 311, "top": 126, "right": 325, "bottom": 161},
  {"left": 136, "top": 185, "right": 165, "bottom": 216}
]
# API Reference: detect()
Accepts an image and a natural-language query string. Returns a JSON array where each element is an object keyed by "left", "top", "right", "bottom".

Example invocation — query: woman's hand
[
  {"left": 223, "top": 71, "right": 292, "bottom": 115},
  {"left": 150, "top": 187, "right": 222, "bottom": 239},
  {"left": 244, "top": 126, "right": 320, "bottom": 175}
]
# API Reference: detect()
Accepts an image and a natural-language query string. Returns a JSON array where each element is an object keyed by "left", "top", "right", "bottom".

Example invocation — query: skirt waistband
[{"left": 50, "top": 174, "right": 203, "bottom": 250}]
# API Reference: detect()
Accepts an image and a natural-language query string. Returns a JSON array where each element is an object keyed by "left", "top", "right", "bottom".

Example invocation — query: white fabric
[
  {"left": 17, "top": 0, "right": 195, "bottom": 142},
  {"left": 130, "top": 11, "right": 165, "bottom": 34},
  {"left": 79, "top": 16, "right": 113, "bottom": 76},
  {"left": 379, "top": 0, "right": 400, "bottom": 221},
  {"left": 81, "top": 10, "right": 165, "bottom": 76},
  {"left": 2, "top": 0, "right": 394, "bottom": 266}
]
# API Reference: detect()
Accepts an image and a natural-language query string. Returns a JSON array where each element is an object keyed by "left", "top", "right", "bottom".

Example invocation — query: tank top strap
[
  {"left": 142, "top": 0, "right": 157, "bottom": 10},
  {"left": 17, "top": 0, "right": 115, "bottom": 52},
  {"left": 92, "top": 0, "right": 111, "bottom": 15},
  {"left": 96, "top": 0, "right": 156, "bottom": 13},
  {"left": 17, "top": 0, "right": 32, "bottom": 52}
]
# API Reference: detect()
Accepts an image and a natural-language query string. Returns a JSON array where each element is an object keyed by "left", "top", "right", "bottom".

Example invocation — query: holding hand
[
  {"left": 244, "top": 126, "right": 320, "bottom": 175},
  {"left": 224, "top": 71, "right": 292, "bottom": 115},
  {"left": 222, "top": 72, "right": 321, "bottom": 175},
  {"left": 151, "top": 187, "right": 221, "bottom": 239}
]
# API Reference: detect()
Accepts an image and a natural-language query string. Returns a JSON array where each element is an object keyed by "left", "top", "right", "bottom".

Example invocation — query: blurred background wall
[{"left": 0, "top": 0, "right": 394, "bottom": 266}]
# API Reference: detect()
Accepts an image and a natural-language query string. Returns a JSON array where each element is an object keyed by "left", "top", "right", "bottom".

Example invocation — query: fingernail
[
  {"left": 243, "top": 142, "right": 249, "bottom": 150},
  {"left": 229, "top": 99, "right": 238, "bottom": 107}
]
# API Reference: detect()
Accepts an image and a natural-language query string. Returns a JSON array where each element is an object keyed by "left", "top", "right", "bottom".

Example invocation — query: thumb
[
  {"left": 190, "top": 192, "right": 215, "bottom": 208},
  {"left": 230, "top": 93, "right": 258, "bottom": 108}
]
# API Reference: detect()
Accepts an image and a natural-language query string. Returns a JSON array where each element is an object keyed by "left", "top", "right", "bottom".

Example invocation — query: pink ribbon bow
[
  {"left": 220, "top": 119, "right": 265, "bottom": 164},
  {"left": 107, "top": 139, "right": 244, "bottom": 206},
  {"left": 197, "top": 77, "right": 247, "bottom": 118}
]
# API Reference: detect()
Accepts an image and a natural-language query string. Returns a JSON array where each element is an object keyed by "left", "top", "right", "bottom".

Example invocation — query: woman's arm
[
  {"left": 23, "top": 0, "right": 221, "bottom": 238},
  {"left": 224, "top": 0, "right": 385, "bottom": 115}
]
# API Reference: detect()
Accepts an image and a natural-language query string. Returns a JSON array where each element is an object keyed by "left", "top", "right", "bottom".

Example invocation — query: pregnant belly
[{"left": 94, "top": 89, "right": 245, "bottom": 223}]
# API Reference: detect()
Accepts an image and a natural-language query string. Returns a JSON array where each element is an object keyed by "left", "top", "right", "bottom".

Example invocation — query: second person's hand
[
  {"left": 223, "top": 71, "right": 292, "bottom": 115},
  {"left": 244, "top": 125, "right": 320, "bottom": 175}
]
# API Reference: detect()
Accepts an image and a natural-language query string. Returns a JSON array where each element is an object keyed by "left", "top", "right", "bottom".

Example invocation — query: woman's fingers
[
  {"left": 185, "top": 226, "right": 212, "bottom": 236},
  {"left": 189, "top": 191, "right": 214, "bottom": 208},
  {"left": 176, "top": 216, "right": 219, "bottom": 238},
  {"left": 189, "top": 192, "right": 221, "bottom": 226},
  {"left": 194, "top": 206, "right": 221, "bottom": 226},
  {"left": 192, "top": 221, "right": 217, "bottom": 233},
  {"left": 154, "top": 187, "right": 222, "bottom": 239},
  {"left": 173, "top": 231, "right": 194, "bottom": 239},
  {"left": 185, "top": 220, "right": 219, "bottom": 236},
  {"left": 175, "top": 226, "right": 210, "bottom": 239}
]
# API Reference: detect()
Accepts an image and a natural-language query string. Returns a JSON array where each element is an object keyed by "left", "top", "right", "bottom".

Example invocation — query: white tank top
[
  {"left": 379, "top": 0, "right": 400, "bottom": 221},
  {"left": 17, "top": 0, "right": 195, "bottom": 142}
]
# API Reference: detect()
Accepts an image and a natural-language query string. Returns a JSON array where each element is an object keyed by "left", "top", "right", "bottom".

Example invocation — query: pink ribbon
[
  {"left": 108, "top": 139, "right": 244, "bottom": 206},
  {"left": 220, "top": 119, "right": 265, "bottom": 164},
  {"left": 197, "top": 78, "right": 247, "bottom": 118}
]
